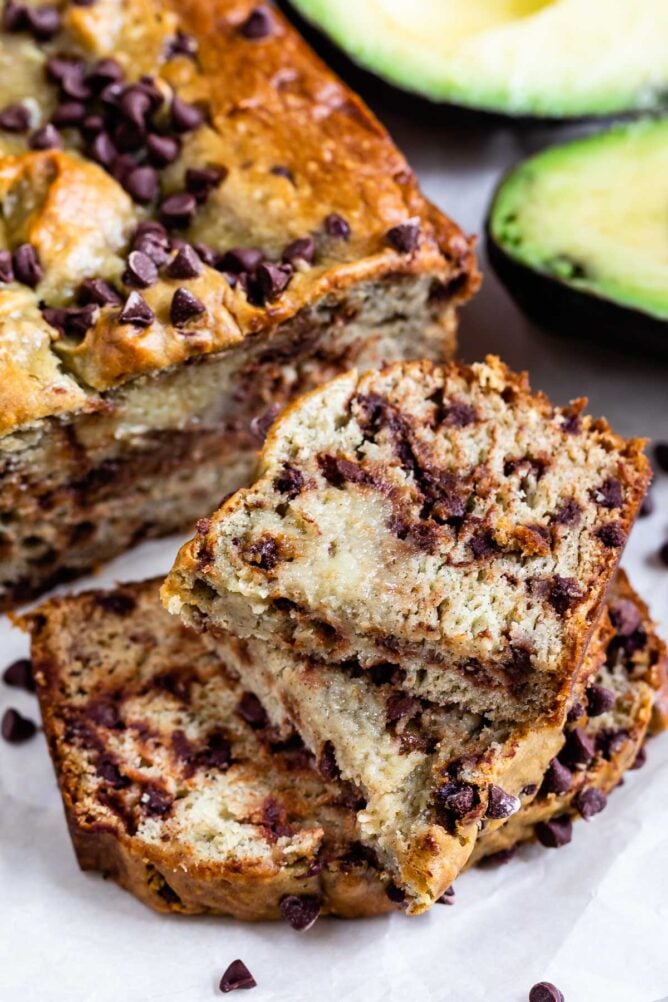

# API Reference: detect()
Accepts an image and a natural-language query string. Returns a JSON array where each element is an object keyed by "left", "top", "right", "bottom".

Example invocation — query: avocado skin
[{"left": 486, "top": 224, "right": 668, "bottom": 362}]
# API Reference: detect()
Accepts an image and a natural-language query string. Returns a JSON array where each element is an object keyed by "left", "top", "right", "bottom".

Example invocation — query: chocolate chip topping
[
  {"left": 144, "top": 132, "right": 180, "bottom": 168},
  {"left": 434, "top": 780, "right": 477, "bottom": 826},
  {"left": 529, "top": 983, "right": 564, "bottom": 1002},
  {"left": 559, "top": 727, "right": 595, "bottom": 769},
  {"left": 282, "top": 237, "right": 315, "bottom": 267},
  {"left": 575, "top": 787, "right": 607, "bottom": 821},
  {"left": 119, "top": 291, "right": 154, "bottom": 327},
  {"left": 253, "top": 262, "right": 292, "bottom": 303},
  {"left": 220, "top": 247, "right": 265, "bottom": 274},
  {"left": 123, "top": 250, "right": 158, "bottom": 289},
  {"left": 219, "top": 959, "right": 257, "bottom": 993},
  {"left": 595, "top": 727, "right": 628, "bottom": 760},
  {"left": 436, "top": 886, "right": 456, "bottom": 905},
  {"left": 279, "top": 895, "right": 321, "bottom": 932},
  {"left": 166, "top": 244, "right": 202, "bottom": 279},
  {"left": 0, "top": 102, "right": 29, "bottom": 132},
  {"left": 541, "top": 758, "right": 572, "bottom": 796},
  {"left": 240, "top": 6, "right": 274, "bottom": 39},
  {"left": 236, "top": 692, "right": 268, "bottom": 729},
  {"left": 385, "top": 221, "right": 420, "bottom": 254},
  {"left": 51, "top": 100, "right": 87, "bottom": 126},
  {"left": 2, "top": 707, "right": 37, "bottom": 743},
  {"left": 595, "top": 522, "right": 625, "bottom": 548},
  {"left": 12, "top": 243, "right": 43, "bottom": 287},
  {"left": 89, "top": 131, "right": 116, "bottom": 166},
  {"left": 185, "top": 166, "right": 226, "bottom": 203},
  {"left": 159, "top": 192, "right": 196, "bottom": 229},
  {"left": 535, "top": 814, "right": 572, "bottom": 849},
  {"left": 0, "top": 250, "right": 14, "bottom": 283},
  {"left": 42, "top": 304, "right": 98, "bottom": 338},
  {"left": 86, "top": 57, "right": 124, "bottom": 90},
  {"left": 123, "top": 165, "right": 159, "bottom": 205},
  {"left": 170, "top": 95, "right": 204, "bottom": 133},
  {"left": 3, "top": 658, "right": 35, "bottom": 692},
  {"left": 585, "top": 683, "right": 616, "bottom": 717},
  {"left": 29, "top": 123, "right": 62, "bottom": 149},
  {"left": 486, "top": 784, "right": 521, "bottom": 820},
  {"left": 6, "top": 2, "right": 61, "bottom": 39},
  {"left": 78, "top": 277, "right": 122, "bottom": 307},
  {"left": 131, "top": 221, "right": 171, "bottom": 265},
  {"left": 323, "top": 213, "right": 350, "bottom": 240},
  {"left": 170, "top": 287, "right": 206, "bottom": 326},
  {"left": 273, "top": 462, "right": 305, "bottom": 499}
]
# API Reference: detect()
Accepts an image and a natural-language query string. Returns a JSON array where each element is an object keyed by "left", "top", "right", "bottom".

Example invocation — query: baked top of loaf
[
  {"left": 164, "top": 355, "right": 650, "bottom": 725},
  {"left": 21, "top": 570, "right": 666, "bottom": 920},
  {"left": 0, "top": 0, "right": 477, "bottom": 436}
]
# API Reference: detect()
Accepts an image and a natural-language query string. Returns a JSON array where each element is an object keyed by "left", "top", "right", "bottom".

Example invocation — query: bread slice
[
  {"left": 20, "top": 571, "right": 665, "bottom": 920},
  {"left": 164, "top": 356, "right": 650, "bottom": 727}
]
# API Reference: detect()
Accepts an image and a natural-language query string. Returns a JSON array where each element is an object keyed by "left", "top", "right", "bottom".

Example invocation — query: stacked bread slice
[{"left": 162, "top": 356, "right": 653, "bottom": 912}]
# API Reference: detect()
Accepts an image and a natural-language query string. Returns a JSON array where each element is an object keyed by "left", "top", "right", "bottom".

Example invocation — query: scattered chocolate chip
[
  {"left": 198, "top": 731, "right": 232, "bottom": 771},
  {"left": 541, "top": 758, "right": 572, "bottom": 796},
  {"left": 434, "top": 781, "right": 477, "bottom": 823},
  {"left": 2, "top": 707, "right": 37, "bottom": 743},
  {"left": 595, "top": 728, "right": 628, "bottom": 760},
  {"left": 112, "top": 118, "right": 146, "bottom": 153},
  {"left": 436, "top": 886, "right": 456, "bottom": 905},
  {"left": 123, "top": 250, "right": 158, "bottom": 288},
  {"left": 170, "top": 95, "right": 204, "bottom": 133},
  {"left": 219, "top": 959, "right": 257, "bottom": 993},
  {"left": 236, "top": 692, "right": 268, "bottom": 729},
  {"left": 575, "top": 787, "right": 607, "bottom": 821},
  {"left": 192, "top": 242, "right": 220, "bottom": 268},
  {"left": 3, "top": 658, "right": 35, "bottom": 692},
  {"left": 12, "top": 244, "right": 43, "bottom": 287},
  {"left": 123, "top": 165, "right": 159, "bottom": 205},
  {"left": 185, "top": 166, "right": 226, "bottom": 203},
  {"left": 29, "top": 123, "right": 61, "bottom": 149},
  {"left": 282, "top": 237, "right": 315, "bottom": 267},
  {"left": 88, "top": 130, "right": 116, "bottom": 166},
  {"left": 279, "top": 895, "right": 320, "bottom": 932},
  {"left": 654, "top": 442, "right": 668, "bottom": 472},
  {"left": 143, "top": 134, "right": 179, "bottom": 169},
  {"left": 119, "top": 291, "right": 154, "bottom": 327},
  {"left": 317, "top": 454, "right": 369, "bottom": 488},
  {"left": 559, "top": 727, "right": 595, "bottom": 769},
  {"left": 385, "top": 882, "right": 406, "bottom": 903},
  {"left": 164, "top": 244, "right": 201, "bottom": 280},
  {"left": 86, "top": 699, "right": 120, "bottom": 728},
  {"left": 118, "top": 84, "right": 151, "bottom": 127},
  {"left": 270, "top": 164, "right": 294, "bottom": 183},
  {"left": 535, "top": 815, "right": 572, "bottom": 849},
  {"left": 0, "top": 250, "right": 14, "bottom": 284},
  {"left": 385, "top": 221, "right": 420, "bottom": 254},
  {"left": 159, "top": 191, "right": 196, "bottom": 229},
  {"left": 639, "top": 492, "right": 654, "bottom": 517},
  {"left": 529, "top": 983, "right": 564, "bottom": 1002},
  {"left": 253, "top": 262, "right": 292, "bottom": 303},
  {"left": 586, "top": 684, "right": 616, "bottom": 717},
  {"left": 318, "top": 741, "right": 340, "bottom": 781},
  {"left": 26, "top": 3, "right": 61, "bottom": 40},
  {"left": 561, "top": 412, "right": 581, "bottom": 435},
  {"left": 0, "top": 103, "right": 29, "bottom": 132},
  {"left": 78, "top": 277, "right": 122, "bottom": 307},
  {"left": 595, "top": 522, "right": 625, "bottom": 548},
  {"left": 42, "top": 304, "right": 98, "bottom": 338},
  {"left": 220, "top": 247, "right": 264, "bottom": 274},
  {"left": 273, "top": 463, "right": 305, "bottom": 500},
  {"left": 486, "top": 784, "right": 521, "bottom": 820},
  {"left": 170, "top": 287, "right": 205, "bottom": 326},
  {"left": 631, "top": 745, "right": 647, "bottom": 770},
  {"left": 131, "top": 222, "right": 171, "bottom": 265},
  {"left": 323, "top": 213, "right": 350, "bottom": 240},
  {"left": 240, "top": 6, "right": 273, "bottom": 39}
]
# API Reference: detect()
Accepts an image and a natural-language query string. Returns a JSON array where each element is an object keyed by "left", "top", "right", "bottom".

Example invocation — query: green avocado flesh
[
  {"left": 290, "top": 0, "right": 668, "bottom": 117},
  {"left": 489, "top": 119, "right": 668, "bottom": 321}
]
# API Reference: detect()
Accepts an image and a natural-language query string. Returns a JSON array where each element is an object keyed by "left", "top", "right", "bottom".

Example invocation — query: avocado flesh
[
  {"left": 290, "top": 0, "right": 668, "bottom": 117},
  {"left": 489, "top": 119, "right": 668, "bottom": 322}
]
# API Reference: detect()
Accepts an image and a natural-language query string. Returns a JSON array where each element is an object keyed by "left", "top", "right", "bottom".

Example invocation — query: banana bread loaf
[{"left": 0, "top": 0, "right": 477, "bottom": 609}]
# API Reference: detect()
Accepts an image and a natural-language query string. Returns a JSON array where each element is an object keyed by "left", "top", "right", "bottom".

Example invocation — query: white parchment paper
[{"left": 1, "top": 102, "right": 667, "bottom": 1002}]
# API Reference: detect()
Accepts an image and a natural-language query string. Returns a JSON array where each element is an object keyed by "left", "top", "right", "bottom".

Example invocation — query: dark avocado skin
[{"left": 486, "top": 222, "right": 668, "bottom": 363}]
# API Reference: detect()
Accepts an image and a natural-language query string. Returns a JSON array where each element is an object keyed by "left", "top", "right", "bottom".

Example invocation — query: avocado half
[
  {"left": 487, "top": 118, "right": 668, "bottom": 358},
  {"left": 289, "top": 0, "right": 668, "bottom": 119}
]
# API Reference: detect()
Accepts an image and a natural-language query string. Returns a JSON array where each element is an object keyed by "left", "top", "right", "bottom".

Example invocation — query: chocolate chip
[
  {"left": 167, "top": 29, "right": 198, "bottom": 58},
  {"left": 141, "top": 784, "right": 173, "bottom": 816},
  {"left": 145, "top": 133, "right": 180, "bottom": 167},
  {"left": 118, "top": 84, "right": 151, "bottom": 127},
  {"left": 546, "top": 576, "right": 584, "bottom": 616},
  {"left": 12, "top": 244, "right": 43, "bottom": 287},
  {"left": 631, "top": 745, "right": 647, "bottom": 770},
  {"left": 198, "top": 731, "right": 232, "bottom": 771},
  {"left": 97, "top": 755, "right": 129, "bottom": 787},
  {"left": 51, "top": 101, "right": 87, "bottom": 126},
  {"left": 249, "top": 403, "right": 280, "bottom": 443},
  {"left": 273, "top": 463, "right": 305, "bottom": 499},
  {"left": 595, "top": 728, "right": 628, "bottom": 760},
  {"left": 29, "top": 124, "right": 61, "bottom": 149},
  {"left": 561, "top": 412, "right": 581, "bottom": 435},
  {"left": 639, "top": 492, "right": 654, "bottom": 517},
  {"left": 318, "top": 454, "right": 369, "bottom": 488},
  {"left": 659, "top": 541, "right": 668, "bottom": 567},
  {"left": 165, "top": 244, "right": 202, "bottom": 279},
  {"left": 240, "top": 6, "right": 274, "bottom": 39},
  {"left": 78, "top": 277, "right": 122, "bottom": 307},
  {"left": 535, "top": 815, "right": 572, "bottom": 848},
  {"left": 434, "top": 781, "right": 477, "bottom": 823},
  {"left": 559, "top": 727, "right": 595, "bottom": 769},
  {"left": 100, "top": 81, "right": 123, "bottom": 107},
  {"left": 2, "top": 1, "right": 28, "bottom": 31},
  {"left": 486, "top": 784, "right": 520, "bottom": 820},
  {"left": 159, "top": 192, "right": 196, "bottom": 229},
  {"left": 529, "top": 983, "right": 564, "bottom": 1002},
  {"left": 123, "top": 250, "right": 158, "bottom": 289},
  {"left": 550, "top": 498, "right": 582, "bottom": 526},
  {"left": 385, "top": 221, "right": 420, "bottom": 254},
  {"left": 270, "top": 165, "right": 294, "bottom": 183},
  {"left": 385, "top": 882, "right": 406, "bottom": 904},
  {"left": 123, "top": 165, "right": 159, "bottom": 205},
  {"left": 575, "top": 787, "right": 607, "bottom": 821},
  {"left": 219, "top": 959, "right": 257, "bottom": 993},
  {"left": 279, "top": 895, "right": 320, "bottom": 932},
  {"left": 0, "top": 103, "right": 29, "bottom": 132},
  {"left": 89, "top": 131, "right": 116, "bottom": 166},
  {"left": 42, "top": 304, "right": 98, "bottom": 338},
  {"left": 566, "top": 702, "right": 585, "bottom": 723},
  {"left": 586, "top": 684, "right": 616, "bottom": 716},
  {"left": 595, "top": 522, "right": 625, "bottom": 548},
  {"left": 86, "top": 57, "right": 124, "bottom": 91},
  {"left": 323, "top": 213, "right": 350, "bottom": 240},
  {"left": 385, "top": 693, "right": 419, "bottom": 724},
  {"left": 439, "top": 401, "right": 476, "bottom": 428},
  {"left": 469, "top": 529, "right": 497, "bottom": 559},
  {"left": 185, "top": 166, "right": 225, "bottom": 203},
  {"left": 170, "top": 95, "right": 204, "bottom": 133},
  {"left": 2, "top": 707, "right": 37, "bottom": 743},
  {"left": 236, "top": 692, "right": 268, "bottom": 729},
  {"left": 131, "top": 221, "right": 171, "bottom": 264},
  {"left": 220, "top": 247, "right": 264, "bottom": 274},
  {"left": 86, "top": 699, "right": 120, "bottom": 728},
  {"left": 0, "top": 250, "right": 14, "bottom": 284},
  {"left": 3, "top": 658, "right": 35, "bottom": 692},
  {"left": 282, "top": 237, "right": 315, "bottom": 267},
  {"left": 170, "top": 287, "right": 205, "bottom": 326},
  {"left": 119, "top": 291, "right": 154, "bottom": 327},
  {"left": 654, "top": 442, "right": 668, "bottom": 472},
  {"left": 436, "top": 886, "right": 456, "bottom": 905},
  {"left": 193, "top": 242, "right": 220, "bottom": 268},
  {"left": 112, "top": 119, "right": 145, "bottom": 153},
  {"left": 318, "top": 741, "right": 340, "bottom": 781},
  {"left": 541, "top": 758, "right": 572, "bottom": 796},
  {"left": 608, "top": 598, "right": 642, "bottom": 637},
  {"left": 253, "top": 262, "right": 292, "bottom": 303},
  {"left": 591, "top": 477, "right": 624, "bottom": 509},
  {"left": 26, "top": 4, "right": 61, "bottom": 40},
  {"left": 479, "top": 847, "right": 516, "bottom": 866}
]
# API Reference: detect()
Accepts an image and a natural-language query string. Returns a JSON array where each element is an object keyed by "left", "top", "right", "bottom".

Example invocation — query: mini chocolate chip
[
  {"left": 591, "top": 477, "right": 624, "bottom": 509},
  {"left": 51, "top": 101, "right": 87, "bottom": 126},
  {"left": 273, "top": 463, "right": 305, "bottom": 499},
  {"left": 0, "top": 250, "right": 15, "bottom": 283},
  {"left": 123, "top": 250, "right": 158, "bottom": 288},
  {"left": 100, "top": 81, "right": 123, "bottom": 107},
  {"left": 654, "top": 442, "right": 668, "bottom": 472},
  {"left": 279, "top": 895, "right": 321, "bottom": 932},
  {"left": 596, "top": 728, "right": 628, "bottom": 760},
  {"left": 29, "top": 124, "right": 61, "bottom": 150},
  {"left": 42, "top": 304, "right": 98, "bottom": 338},
  {"left": 220, "top": 246, "right": 264, "bottom": 274},
  {"left": 240, "top": 6, "right": 273, "bottom": 39},
  {"left": 59, "top": 66, "right": 93, "bottom": 101},
  {"left": 132, "top": 236, "right": 171, "bottom": 267},
  {"left": 89, "top": 131, "right": 116, "bottom": 166},
  {"left": 566, "top": 702, "right": 585, "bottom": 723},
  {"left": 550, "top": 497, "right": 582, "bottom": 526},
  {"left": 159, "top": 191, "right": 196, "bottom": 229},
  {"left": 193, "top": 242, "right": 220, "bottom": 268},
  {"left": 167, "top": 29, "right": 198, "bottom": 58},
  {"left": 86, "top": 699, "right": 119, "bottom": 728},
  {"left": 631, "top": 745, "right": 647, "bottom": 770},
  {"left": 141, "top": 784, "right": 173, "bottom": 816},
  {"left": 112, "top": 119, "right": 145, "bottom": 153},
  {"left": 185, "top": 166, "right": 226, "bottom": 203},
  {"left": 385, "top": 221, "right": 420, "bottom": 254},
  {"left": 535, "top": 815, "right": 572, "bottom": 848},
  {"left": 318, "top": 741, "right": 340, "bottom": 781},
  {"left": 469, "top": 529, "right": 497, "bottom": 559},
  {"left": 559, "top": 727, "right": 596, "bottom": 769},
  {"left": 96, "top": 592, "right": 136, "bottom": 616},
  {"left": 595, "top": 522, "right": 625, "bottom": 548},
  {"left": 254, "top": 262, "right": 292, "bottom": 302},
  {"left": 436, "top": 886, "right": 456, "bottom": 905},
  {"left": 529, "top": 983, "right": 564, "bottom": 1002},
  {"left": 78, "top": 277, "right": 122, "bottom": 307},
  {"left": 609, "top": 598, "right": 642, "bottom": 637},
  {"left": 86, "top": 57, "right": 124, "bottom": 90},
  {"left": 219, "top": 959, "right": 257, "bottom": 993},
  {"left": 13, "top": 244, "right": 43, "bottom": 287},
  {"left": 146, "top": 133, "right": 180, "bottom": 167},
  {"left": 236, "top": 692, "right": 268, "bottom": 729},
  {"left": 136, "top": 75, "right": 164, "bottom": 111},
  {"left": 2, "top": 708, "right": 37, "bottom": 743},
  {"left": 170, "top": 287, "right": 206, "bottom": 326},
  {"left": 118, "top": 85, "right": 151, "bottom": 127},
  {"left": 561, "top": 412, "right": 581, "bottom": 435},
  {"left": 0, "top": 103, "right": 29, "bottom": 132},
  {"left": 166, "top": 244, "right": 202, "bottom": 279},
  {"left": 2, "top": 0, "right": 28, "bottom": 31},
  {"left": 486, "top": 784, "right": 521, "bottom": 820},
  {"left": 639, "top": 492, "right": 654, "bottom": 517},
  {"left": 575, "top": 787, "right": 607, "bottom": 821},
  {"left": 586, "top": 684, "right": 616, "bottom": 716},
  {"left": 440, "top": 401, "right": 476, "bottom": 428},
  {"left": 119, "top": 291, "right": 154, "bottom": 327},
  {"left": 323, "top": 212, "right": 350, "bottom": 239},
  {"left": 123, "top": 165, "right": 159, "bottom": 205},
  {"left": 270, "top": 165, "right": 294, "bottom": 183},
  {"left": 434, "top": 781, "right": 476, "bottom": 821},
  {"left": 546, "top": 576, "right": 584, "bottom": 616},
  {"left": 541, "top": 758, "right": 572, "bottom": 796},
  {"left": 170, "top": 95, "right": 204, "bottom": 132},
  {"left": 26, "top": 4, "right": 61, "bottom": 40},
  {"left": 3, "top": 658, "right": 35, "bottom": 692},
  {"left": 282, "top": 237, "right": 315, "bottom": 267}
]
